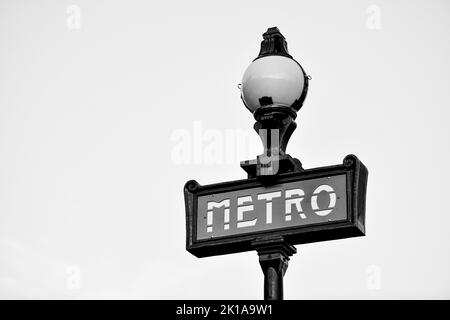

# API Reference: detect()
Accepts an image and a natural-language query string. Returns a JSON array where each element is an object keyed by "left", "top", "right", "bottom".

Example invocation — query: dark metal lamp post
[{"left": 239, "top": 27, "right": 310, "bottom": 300}]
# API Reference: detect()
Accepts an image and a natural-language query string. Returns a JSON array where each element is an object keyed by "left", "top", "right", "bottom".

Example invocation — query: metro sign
[{"left": 184, "top": 155, "right": 368, "bottom": 258}]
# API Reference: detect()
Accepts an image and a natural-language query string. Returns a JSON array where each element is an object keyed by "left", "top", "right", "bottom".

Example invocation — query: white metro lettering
[
  {"left": 285, "top": 188, "right": 305, "bottom": 221},
  {"left": 237, "top": 196, "right": 256, "bottom": 228},
  {"left": 207, "top": 199, "right": 230, "bottom": 232},
  {"left": 205, "top": 184, "right": 337, "bottom": 233},
  {"left": 257, "top": 191, "right": 281, "bottom": 224},
  {"left": 311, "top": 185, "right": 336, "bottom": 217}
]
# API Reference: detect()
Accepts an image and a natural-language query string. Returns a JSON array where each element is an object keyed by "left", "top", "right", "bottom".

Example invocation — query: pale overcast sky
[{"left": 1, "top": 0, "right": 450, "bottom": 299}]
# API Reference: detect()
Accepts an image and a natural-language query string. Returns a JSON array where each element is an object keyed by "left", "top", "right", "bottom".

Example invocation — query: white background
[{"left": 1, "top": 0, "right": 449, "bottom": 299}]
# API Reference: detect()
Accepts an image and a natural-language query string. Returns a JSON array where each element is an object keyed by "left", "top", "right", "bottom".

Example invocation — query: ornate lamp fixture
[{"left": 239, "top": 27, "right": 310, "bottom": 178}]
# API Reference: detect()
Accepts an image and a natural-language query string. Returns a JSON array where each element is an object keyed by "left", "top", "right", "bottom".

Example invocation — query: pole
[{"left": 252, "top": 237, "right": 297, "bottom": 300}]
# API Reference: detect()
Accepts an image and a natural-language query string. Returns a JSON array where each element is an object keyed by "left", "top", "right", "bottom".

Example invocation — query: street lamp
[
  {"left": 240, "top": 26, "right": 310, "bottom": 300},
  {"left": 183, "top": 27, "right": 368, "bottom": 302},
  {"left": 240, "top": 27, "right": 310, "bottom": 178}
]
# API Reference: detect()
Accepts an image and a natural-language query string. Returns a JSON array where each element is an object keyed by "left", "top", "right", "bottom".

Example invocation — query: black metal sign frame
[{"left": 184, "top": 154, "right": 368, "bottom": 258}]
